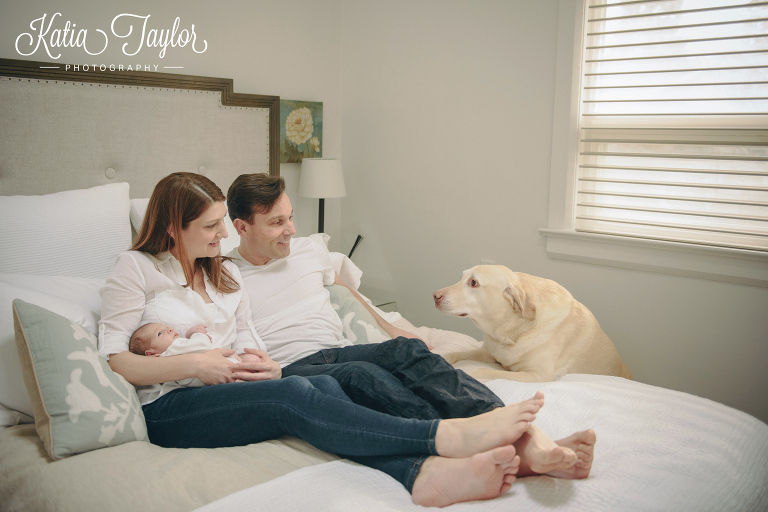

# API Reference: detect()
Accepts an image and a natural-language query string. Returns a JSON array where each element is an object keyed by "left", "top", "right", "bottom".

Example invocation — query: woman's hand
[
  {"left": 195, "top": 349, "right": 238, "bottom": 385},
  {"left": 232, "top": 348, "right": 282, "bottom": 382}
]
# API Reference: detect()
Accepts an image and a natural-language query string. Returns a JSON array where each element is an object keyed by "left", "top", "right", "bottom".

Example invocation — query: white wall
[
  {"left": 339, "top": 0, "right": 768, "bottom": 424},
  {"left": 3, "top": 0, "right": 767, "bottom": 424}
]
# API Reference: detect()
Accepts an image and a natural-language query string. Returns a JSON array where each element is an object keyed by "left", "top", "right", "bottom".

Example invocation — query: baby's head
[{"left": 129, "top": 323, "right": 180, "bottom": 356}]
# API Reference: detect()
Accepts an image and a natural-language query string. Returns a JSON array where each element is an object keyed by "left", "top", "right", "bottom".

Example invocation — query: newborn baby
[{"left": 129, "top": 323, "right": 261, "bottom": 386}]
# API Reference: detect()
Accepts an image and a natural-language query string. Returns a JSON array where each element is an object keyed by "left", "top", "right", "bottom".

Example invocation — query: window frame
[{"left": 541, "top": 0, "right": 768, "bottom": 288}]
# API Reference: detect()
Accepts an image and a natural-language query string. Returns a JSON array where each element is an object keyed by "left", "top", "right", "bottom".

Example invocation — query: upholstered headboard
[{"left": 0, "top": 58, "right": 279, "bottom": 198}]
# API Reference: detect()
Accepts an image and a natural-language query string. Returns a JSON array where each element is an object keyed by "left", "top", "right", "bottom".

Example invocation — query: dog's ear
[{"left": 503, "top": 284, "right": 537, "bottom": 321}]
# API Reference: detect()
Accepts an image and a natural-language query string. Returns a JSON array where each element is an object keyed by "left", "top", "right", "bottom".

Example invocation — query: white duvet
[{"left": 195, "top": 375, "right": 768, "bottom": 512}]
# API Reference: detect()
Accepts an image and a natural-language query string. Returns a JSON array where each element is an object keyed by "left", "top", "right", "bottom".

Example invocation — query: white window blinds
[{"left": 577, "top": 0, "right": 768, "bottom": 252}]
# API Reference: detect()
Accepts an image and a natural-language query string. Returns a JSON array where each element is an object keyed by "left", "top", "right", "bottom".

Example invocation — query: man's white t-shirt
[{"left": 227, "top": 237, "right": 352, "bottom": 366}]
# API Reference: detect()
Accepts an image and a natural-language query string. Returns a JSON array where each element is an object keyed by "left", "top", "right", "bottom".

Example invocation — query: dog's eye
[{"left": 469, "top": 279, "right": 479, "bottom": 288}]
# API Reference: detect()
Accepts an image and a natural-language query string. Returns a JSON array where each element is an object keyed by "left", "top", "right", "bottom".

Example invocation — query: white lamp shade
[{"left": 299, "top": 158, "right": 346, "bottom": 199}]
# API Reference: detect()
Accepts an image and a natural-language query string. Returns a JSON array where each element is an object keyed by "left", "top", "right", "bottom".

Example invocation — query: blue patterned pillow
[
  {"left": 12, "top": 300, "right": 147, "bottom": 460},
  {"left": 327, "top": 285, "right": 389, "bottom": 344}
]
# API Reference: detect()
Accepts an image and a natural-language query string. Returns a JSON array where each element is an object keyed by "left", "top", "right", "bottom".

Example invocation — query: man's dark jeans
[{"left": 281, "top": 337, "right": 504, "bottom": 420}]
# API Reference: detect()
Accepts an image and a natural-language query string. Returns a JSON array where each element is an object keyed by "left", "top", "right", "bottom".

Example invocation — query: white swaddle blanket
[{"left": 195, "top": 375, "right": 768, "bottom": 512}]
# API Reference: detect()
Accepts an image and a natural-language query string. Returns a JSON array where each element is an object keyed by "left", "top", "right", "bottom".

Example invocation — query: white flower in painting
[
  {"left": 310, "top": 136, "right": 320, "bottom": 152},
  {"left": 66, "top": 368, "right": 103, "bottom": 423},
  {"left": 357, "top": 320, "right": 389, "bottom": 344},
  {"left": 285, "top": 107, "right": 314, "bottom": 145}
]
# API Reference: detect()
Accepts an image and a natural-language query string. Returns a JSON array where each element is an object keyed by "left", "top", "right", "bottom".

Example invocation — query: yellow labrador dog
[{"left": 433, "top": 265, "right": 632, "bottom": 382}]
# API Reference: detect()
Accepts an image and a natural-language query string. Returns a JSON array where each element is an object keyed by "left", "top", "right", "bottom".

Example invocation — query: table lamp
[{"left": 298, "top": 158, "right": 346, "bottom": 233}]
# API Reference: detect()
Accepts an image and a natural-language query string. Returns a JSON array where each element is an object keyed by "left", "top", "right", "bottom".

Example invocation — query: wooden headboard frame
[{"left": 0, "top": 57, "right": 279, "bottom": 196}]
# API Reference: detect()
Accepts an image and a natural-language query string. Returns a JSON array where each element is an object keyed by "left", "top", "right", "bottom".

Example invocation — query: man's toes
[
  {"left": 551, "top": 446, "right": 575, "bottom": 463},
  {"left": 551, "top": 447, "right": 577, "bottom": 468}
]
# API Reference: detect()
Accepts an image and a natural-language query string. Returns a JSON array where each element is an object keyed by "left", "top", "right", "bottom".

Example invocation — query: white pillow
[
  {"left": 219, "top": 216, "right": 240, "bottom": 256},
  {"left": 0, "top": 403, "right": 31, "bottom": 428},
  {"left": 308, "top": 233, "right": 364, "bottom": 290},
  {"left": 306, "top": 234, "right": 403, "bottom": 324},
  {"left": 0, "top": 183, "right": 131, "bottom": 279},
  {"left": 130, "top": 198, "right": 241, "bottom": 256},
  {"left": 0, "top": 280, "right": 100, "bottom": 425},
  {"left": 129, "top": 197, "right": 150, "bottom": 235},
  {"left": 0, "top": 274, "right": 104, "bottom": 315}
]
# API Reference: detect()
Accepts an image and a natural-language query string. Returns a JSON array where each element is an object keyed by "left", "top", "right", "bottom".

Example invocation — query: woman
[{"left": 98, "top": 173, "right": 582, "bottom": 507}]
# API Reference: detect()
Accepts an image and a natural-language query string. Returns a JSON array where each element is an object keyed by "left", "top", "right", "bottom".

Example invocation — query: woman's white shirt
[{"left": 98, "top": 251, "right": 265, "bottom": 405}]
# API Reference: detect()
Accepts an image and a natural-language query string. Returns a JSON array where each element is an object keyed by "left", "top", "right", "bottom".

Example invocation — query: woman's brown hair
[{"left": 133, "top": 172, "right": 238, "bottom": 294}]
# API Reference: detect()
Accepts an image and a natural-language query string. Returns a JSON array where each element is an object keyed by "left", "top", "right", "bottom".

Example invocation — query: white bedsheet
[{"left": 194, "top": 375, "right": 768, "bottom": 512}]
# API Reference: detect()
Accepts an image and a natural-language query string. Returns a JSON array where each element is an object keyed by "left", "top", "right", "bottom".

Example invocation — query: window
[{"left": 542, "top": 0, "right": 768, "bottom": 287}]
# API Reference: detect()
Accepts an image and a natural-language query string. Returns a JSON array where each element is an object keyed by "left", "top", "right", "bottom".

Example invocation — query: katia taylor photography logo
[{"left": 15, "top": 12, "right": 207, "bottom": 66}]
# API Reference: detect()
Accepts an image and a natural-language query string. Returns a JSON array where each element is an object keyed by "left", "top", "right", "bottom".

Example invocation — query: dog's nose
[{"left": 433, "top": 291, "right": 443, "bottom": 306}]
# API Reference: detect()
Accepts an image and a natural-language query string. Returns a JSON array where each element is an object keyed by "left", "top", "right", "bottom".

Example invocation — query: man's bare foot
[
  {"left": 435, "top": 392, "right": 544, "bottom": 458},
  {"left": 547, "top": 429, "right": 596, "bottom": 479},
  {"left": 411, "top": 446, "right": 519, "bottom": 507},
  {"left": 515, "top": 424, "right": 578, "bottom": 476}
]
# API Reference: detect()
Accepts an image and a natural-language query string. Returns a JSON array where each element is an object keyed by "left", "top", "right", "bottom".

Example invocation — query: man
[{"left": 225, "top": 173, "right": 504, "bottom": 420}]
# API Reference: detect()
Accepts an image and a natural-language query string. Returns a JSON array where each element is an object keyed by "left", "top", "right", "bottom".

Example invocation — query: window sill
[{"left": 539, "top": 229, "right": 768, "bottom": 288}]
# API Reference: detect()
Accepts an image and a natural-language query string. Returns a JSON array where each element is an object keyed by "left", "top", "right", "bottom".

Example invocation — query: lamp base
[{"left": 318, "top": 197, "right": 325, "bottom": 233}]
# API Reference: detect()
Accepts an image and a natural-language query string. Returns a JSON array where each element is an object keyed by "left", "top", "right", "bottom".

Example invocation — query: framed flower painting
[{"left": 280, "top": 100, "right": 323, "bottom": 163}]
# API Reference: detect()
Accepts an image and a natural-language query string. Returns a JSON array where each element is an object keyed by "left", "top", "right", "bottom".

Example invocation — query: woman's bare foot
[
  {"left": 411, "top": 446, "right": 519, "bottom": 507},
  {"left": 435, "top": 392, "right": 544, "bottom": 458},
  {"left": 547, "top": 429, "right": 596, "bottom": 479},
  {"left": 515, "top": 424, "right": 578, "bottom": 476}
]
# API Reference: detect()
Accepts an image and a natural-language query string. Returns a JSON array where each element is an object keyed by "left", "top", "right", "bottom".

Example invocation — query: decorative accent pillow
[
  {"left": 327, "top": 285, "right": 389, "bottom": 344},
  {"left": 0, "top": 183, "right": 131, "bottom": 279},
  {"left": 0, "top": 279, "right": 102, "bottom": 424},
  {"left": 12, "top": 300, "right": 147, "bottom": 460},
  {"left": 308, "top": 233, "right": 365, "bottom": 291}
]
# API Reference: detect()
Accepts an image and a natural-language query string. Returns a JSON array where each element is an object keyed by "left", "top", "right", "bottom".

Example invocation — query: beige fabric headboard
[{"left": 0, "top": 58, "right": 279, "bottom": 198}]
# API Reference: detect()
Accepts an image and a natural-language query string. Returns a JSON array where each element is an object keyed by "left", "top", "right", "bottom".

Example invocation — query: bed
[{"left": 1, "top": 58, "right": 767, "bottom": 512}]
